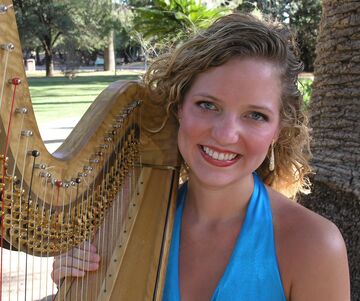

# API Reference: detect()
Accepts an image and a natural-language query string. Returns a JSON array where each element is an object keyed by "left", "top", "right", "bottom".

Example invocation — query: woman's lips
[{"left": 199, "top": 145, "right": 240, "bottom": 167}]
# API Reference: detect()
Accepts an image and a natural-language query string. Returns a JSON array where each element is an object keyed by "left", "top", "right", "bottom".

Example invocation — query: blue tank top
[{"left": 163, "top": 173, "right": 286, "bottom": 301}]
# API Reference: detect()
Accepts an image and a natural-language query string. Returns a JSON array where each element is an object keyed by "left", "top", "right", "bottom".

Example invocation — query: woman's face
[{"left": 178, "top": 57, "right": 281, "bottom": 188}]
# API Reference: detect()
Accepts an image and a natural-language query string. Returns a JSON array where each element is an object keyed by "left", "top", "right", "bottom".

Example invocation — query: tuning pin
[
  {"left": 99, "top": 144, "right": 109, "bottom": 150},
  {"left": 34, "top": 163, "right": 47, "bottom": 169},
  {"left": 21, "top": 130, "right": 33, "bottom": 137},
  {"left": 39, "top": 171, "right": 51, "bottom": 178},
  {"left": 27, "top": 150, "right": 40, "bottom": 157},
  {"left": 62, "top": 181, "right": 70, "bottom": 188},
  {"left": 15, "top": 107, "right": 28, "bottom": 114},
  {"left": 0, "top": 5, "right": 10, "bottom": 14},
  {"left": 1, "top": 43, "right": 14, "bottom": 51},
  {"left": 8, "top": 78, "right": 21, "bottom": 85},
  {"left": 55, "top": 180, "right": 63, "bottom": 188}
]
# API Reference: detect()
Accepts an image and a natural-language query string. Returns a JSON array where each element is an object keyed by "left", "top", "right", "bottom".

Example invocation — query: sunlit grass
[{"left": 28, "top": 71, "right": 143, "bottom": 125}]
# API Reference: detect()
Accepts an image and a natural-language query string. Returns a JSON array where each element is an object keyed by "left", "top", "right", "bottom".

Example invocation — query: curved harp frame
[{"left": 0, "top": 0, "right": 180, "bottom": 300}]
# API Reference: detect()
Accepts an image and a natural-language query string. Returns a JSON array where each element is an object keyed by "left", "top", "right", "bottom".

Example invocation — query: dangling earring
[{"left": 269, "top": 140, "right": 275, "bottom": 171}]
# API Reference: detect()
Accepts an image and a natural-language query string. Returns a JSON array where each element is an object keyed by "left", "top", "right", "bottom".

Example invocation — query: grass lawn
[{"left": 28, "top": 71, "right": 143, "bottom": 127}]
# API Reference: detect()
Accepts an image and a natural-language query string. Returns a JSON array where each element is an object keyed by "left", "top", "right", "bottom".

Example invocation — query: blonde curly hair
[{"left": 143, "top": 13, "right": 311, "bottom": 198}]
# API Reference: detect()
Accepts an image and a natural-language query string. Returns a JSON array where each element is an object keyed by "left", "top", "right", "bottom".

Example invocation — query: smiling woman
[{"left": 52, "top": 13, "right": 350, "bottom": 301}]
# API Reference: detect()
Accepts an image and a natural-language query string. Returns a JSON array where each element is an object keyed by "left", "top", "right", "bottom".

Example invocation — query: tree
[
  {"left": 104, "top": 30, "right": 116, "bottom": 71},
  {"left": 131, "top": 0, "right": 231, "bottom": 56},
  {"left": 299, "top": 1, "right": 360, "bottom": 299},
  {"left": 14, "top": 0, "right": 76, "bottom": 76},
  {"left": 289, "top": 0, "right": 321, "bottom": 71},
  {"left": 237, "top": 0, "right": 322, "bottom": 71},
  {"left": 14, "top": 0, "right": 116, "bottom": 76}
]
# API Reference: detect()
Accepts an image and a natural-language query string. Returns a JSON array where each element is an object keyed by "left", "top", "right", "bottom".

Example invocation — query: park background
[{"left": 6, "top": 0, "right": 360, "bottom": 300}]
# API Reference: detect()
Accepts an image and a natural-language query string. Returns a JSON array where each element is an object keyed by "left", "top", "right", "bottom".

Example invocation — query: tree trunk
[
  {"left": 35, "top": 46, "right": 41, "bottom": 65},
  {"left": 104, "top": 30, "right": 115, "bottom": 72},
  {"left": 44, "top": 50, "right": 54, "bottom": 77},
  {"left": 43, "top": 35, "right": 54, "bottom": 77},
  {"left": 299, "top": 1, "right": 360, "bottom": 299}
]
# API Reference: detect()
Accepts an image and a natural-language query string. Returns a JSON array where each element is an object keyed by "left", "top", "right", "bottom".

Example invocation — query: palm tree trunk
[
  {"left": 299, "top": 1, "right": 360, "bottom": 299},
  {"left": 104, "top": 30, "right": 115, "bottom": 72}
]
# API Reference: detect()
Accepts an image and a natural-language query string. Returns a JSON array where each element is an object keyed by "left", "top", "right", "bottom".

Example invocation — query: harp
[{"left": 0, "top": 1, "right": 180, "bottom": 300}]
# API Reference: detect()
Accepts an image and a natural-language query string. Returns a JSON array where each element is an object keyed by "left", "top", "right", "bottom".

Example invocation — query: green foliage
[
  {"left": 14, "top": 0, "right": 116, "bottom": 50},
  {"left": 14, "top": 0, "right": 75, "bottom": 49},
  {"left": 14, "top": 0, "right": 120, "bottom": 75},
  {"left": 237, "top": 0, "right": 322, "bottom": 71},
  {"left": 298, "top": 77, "right": 313, "bottom": 106},
  {"left": 132, "top": 0, "right": 230, "bottom": 54},
  {"left": 289, "top": 0, "right": 322, "bottom": 71}
]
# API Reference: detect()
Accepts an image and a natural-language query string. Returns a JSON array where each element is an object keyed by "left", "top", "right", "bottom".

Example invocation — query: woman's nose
[{"left": 211, "top": 114, "right": 240, "bottom": 145}]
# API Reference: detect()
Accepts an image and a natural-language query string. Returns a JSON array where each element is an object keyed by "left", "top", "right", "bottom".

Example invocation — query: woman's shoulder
[
  {"left": 268, "top": 187, "right": 344, "bottom": 248},
  {"left": 267, "top": 187, "right": 350, "bottom": 300}
]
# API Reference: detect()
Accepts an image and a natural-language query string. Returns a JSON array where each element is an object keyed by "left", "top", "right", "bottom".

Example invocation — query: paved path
[
  {"left": 2, "top": 248, "right": 55, "bottom": 301},
  {"left": 38, "top": 118, "right": 79, "bottom": 153}
]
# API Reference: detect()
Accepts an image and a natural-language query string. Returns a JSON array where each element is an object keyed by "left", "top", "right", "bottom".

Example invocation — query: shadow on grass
[
  {"left": 33, "top": 101, "right": 93, "bottom": 105},
  {"left": 28, "top": 75, "right": 139, "bottom": 86}
]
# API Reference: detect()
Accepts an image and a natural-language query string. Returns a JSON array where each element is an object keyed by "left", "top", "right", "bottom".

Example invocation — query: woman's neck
[{"left": 185, "top": 173, "right": 254, "bottom": 225}]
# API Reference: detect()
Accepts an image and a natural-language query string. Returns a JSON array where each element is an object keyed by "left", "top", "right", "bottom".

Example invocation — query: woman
[{"left": 52, "top": 14, "right": 350, "bottom": 300}]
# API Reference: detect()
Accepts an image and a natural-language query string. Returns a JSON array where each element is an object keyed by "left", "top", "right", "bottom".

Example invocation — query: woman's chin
[{"left": 189, "top": 171, "right": 244, "bottom": 190}]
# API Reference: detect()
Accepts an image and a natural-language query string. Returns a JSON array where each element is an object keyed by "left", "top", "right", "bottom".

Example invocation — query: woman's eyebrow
[
  {"left": 247, "top": 105, "right": 276, "bottom": 115},
  {"left": 192, "top": 93, "right": 221, "bottom": 102}
]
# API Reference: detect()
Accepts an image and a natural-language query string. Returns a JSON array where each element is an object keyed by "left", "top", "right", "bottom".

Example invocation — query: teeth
[{"left": 202, "top": 146, "right": 237, "bottom": 161}]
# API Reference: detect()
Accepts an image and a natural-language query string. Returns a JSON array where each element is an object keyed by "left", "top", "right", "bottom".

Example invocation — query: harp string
[
  {"left": 45, "top": 182, "right": 59, "bottom": 295},
  {"left": 73, "top": 178, "right": 82, "bottom": 301},
  {"left": 80, "top": 176, "right": 91, "bottom": 300},
  {"left": 32, "top": 168, "right": 48, "bottom": 300},
  {"left": 1, "top": 77, "right": 21, "bottom": 300},
  {"left": 0, "top": 43, "right": 14, "bottom": 111},
  {"left": 105, "top": 143, "right": 114, "bottom": 295},
  {"left": 16, "top": 133, "right": 32, "bottom": 300},
  {"left": 94, "top": 160, "right": 104, "bottom": 297},
  {"left": 99, "top": 151, "right": 106, "bottom": 295},
  {"left": 109, "top": 136, "right": 119, "bottom": 278},
  {"left": 75, "top": 180, "right": 84, "bottom": 300},
  {"left": 45, "top": 179, "right": 62, "bottom": 295},
  {"left": 24, "top": 150, "right": 39, "bottom": 301},
  {"left": 0, "top": 22, "right": 15, "bottom": 301},
  {"left": 39, "top": 176, "right": 50, "bottom": 299},
  {"left": 61, "top": 184, "right": 75, "bottom": 301},
  {"left": 20, "top": 129, "right": 35, "bottom": 301},
  {"left": 5, "top": 107, "right": 26, "bottom": 300},
  {"left": 85, "top": 165, "right": 98, "bottom": 299}
]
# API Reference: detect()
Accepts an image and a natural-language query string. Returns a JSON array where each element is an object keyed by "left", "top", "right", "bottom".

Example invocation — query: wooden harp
[{"left": 0, "top": 1, "right": 180, "bottom": 300}]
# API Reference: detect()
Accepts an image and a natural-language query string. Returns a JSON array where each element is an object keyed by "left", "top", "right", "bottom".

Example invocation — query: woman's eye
[
  {"left": 197, "top": 101, "right": 217, "bottom": 111},
  {"left": 248, "top": 112, "right": 268, "bottom": 121}
]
